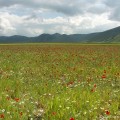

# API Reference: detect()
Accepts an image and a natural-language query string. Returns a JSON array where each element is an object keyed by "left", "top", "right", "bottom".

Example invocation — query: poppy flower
[
  {"left": 0, "top": 114, "right": 4, "bottom": 118},
  {"left": 105, "top": 110, "right": 110, "bottom": 115},
  {"left": 52, "top": 112, "right": 56, "bottom": 115},
  {"left": 91, "top": 88, "right": 95, "bottom": 92},
  {"left": 20, "top": 112, "right": 23, "bottom": 116},
  {"left": 67, "top": 81, "right": 74, "bottom": 86},
  {"left": 94, "top": 84, "right": 97, "bottom": 88},
  {"left": 70, "top": 117, "right": 75, "bottom": 120},
  {"left": 102, "top": 74, "right": 106, "bottom": 79},
  {"left": 14, "top": 98, "right": 20, "bottom": 102}
]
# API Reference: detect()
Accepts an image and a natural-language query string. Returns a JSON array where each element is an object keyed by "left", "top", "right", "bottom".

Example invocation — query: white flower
[
  {"left": 2, "top": 109, "right": 5, "bottom": 112},
  {"left": 66, "top": 107, "right": 70, "bottom": 109}
]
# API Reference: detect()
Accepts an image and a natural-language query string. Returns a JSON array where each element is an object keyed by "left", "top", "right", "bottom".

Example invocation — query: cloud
[
  {"left": 0, "top": 15, "right": 15, "bottom": 35},
  {"left": 0, "top": 0, "right": 119, "bottom": 18},
  {"left": 0, "top": 0, "right": 119, "bottom": 36},
  {"left": 104, "top": 0, "right": 120, "bottom": 21},
  {"left": 0, "top": 0, "right": 107, "bottom": 16}
]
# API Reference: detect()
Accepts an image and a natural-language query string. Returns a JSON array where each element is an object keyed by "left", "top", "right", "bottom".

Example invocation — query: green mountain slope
[
  {"left": 87, "top": 26, "right": 120, "bottom": 42},
  {"left": 0, "top": 26, "right": 120, "bottom": 43}
]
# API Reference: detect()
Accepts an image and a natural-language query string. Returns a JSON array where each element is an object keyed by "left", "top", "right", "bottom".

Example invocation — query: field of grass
[{"left": 0, "top": 44, "right": 120, "bottom": 120}]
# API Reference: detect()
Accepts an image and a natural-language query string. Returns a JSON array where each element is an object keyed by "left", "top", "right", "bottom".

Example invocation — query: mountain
[
  {"left": 0, "top": 35, "right": 30, "bottom": 43},
  {"left": 87, "top": 26, "right": 120, "bottom": 42},
  {"left": 0, "top": 26, "right": 120, "bottom": 43}
]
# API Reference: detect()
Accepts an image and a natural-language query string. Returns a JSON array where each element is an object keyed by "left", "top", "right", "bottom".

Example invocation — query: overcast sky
[{"left": 0, "top": 0, "right": 120, "bottom": 36}]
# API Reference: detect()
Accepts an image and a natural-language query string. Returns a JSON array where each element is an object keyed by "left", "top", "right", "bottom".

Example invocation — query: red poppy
[
  {"left": 91, "top": 88, "right": 95, "bottom": 92},
  {"left": 52, "top": 112, "right": 56, "bottom": 115},
  {"left": 70, "top": 117, "right": 75, "bottom": 120},
  {"left": 105, "top": 110, "right": 110, "bottom": 115},
  {"left": 14, "top": 98, "right": 20, "bottom": 102},
  {"left": 0, "top": 114, "right": 4, "bottom": 118},
  {"left": 67, "top": 81, "right": 74, "bottom": 86},
  {"left": 102, "top": 74, "right": 106, "bottom": 79},
  {"left": 94, "top": 84, "right": 97, "bottom": 88},
  {"left": 20, "top": 112, "right": 23, "bottom": 116}
]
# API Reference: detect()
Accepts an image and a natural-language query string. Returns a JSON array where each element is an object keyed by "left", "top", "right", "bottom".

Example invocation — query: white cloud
[
  {"left": 0, "top": 14, "right": 16, "bottom": 35},
  {"left": 0, "top": 0, "right": 120, "bottom": 36}
]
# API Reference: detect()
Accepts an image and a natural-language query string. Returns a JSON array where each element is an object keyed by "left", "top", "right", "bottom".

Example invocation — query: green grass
[
  {"left": 3, "top": 43, "right": 120, "bottom": 45},
  {"left": 0, "top": 44, "right": 120, "bottom": 120}
]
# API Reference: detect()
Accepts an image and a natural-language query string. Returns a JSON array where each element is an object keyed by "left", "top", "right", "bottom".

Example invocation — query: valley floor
[{"left": 0, "top": 44, "right": 120, "bottom": 120}]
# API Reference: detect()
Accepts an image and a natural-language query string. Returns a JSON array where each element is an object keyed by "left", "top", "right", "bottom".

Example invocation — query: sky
[{"left": 0, "top": 0, "right": 120, "bottom": 36}]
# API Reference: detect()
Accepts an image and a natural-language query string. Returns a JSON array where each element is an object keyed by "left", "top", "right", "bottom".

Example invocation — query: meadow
[{"left": 0, "top": 44, "right": 120, "bottom": 120}]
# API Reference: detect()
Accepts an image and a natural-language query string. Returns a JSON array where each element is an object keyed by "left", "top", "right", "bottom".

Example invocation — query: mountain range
[{"left": 0, "top": 26, "right": 120, "bottom": 43}]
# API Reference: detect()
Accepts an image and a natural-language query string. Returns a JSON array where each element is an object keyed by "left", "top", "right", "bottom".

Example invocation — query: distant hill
[{"left": 0, "top": 26, "right": 120, "bottom": 43}]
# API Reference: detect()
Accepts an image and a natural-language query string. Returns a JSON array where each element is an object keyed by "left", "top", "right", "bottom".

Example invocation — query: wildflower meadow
[{"left": 0, "top": 44, "right": 120, "bottom": 120}]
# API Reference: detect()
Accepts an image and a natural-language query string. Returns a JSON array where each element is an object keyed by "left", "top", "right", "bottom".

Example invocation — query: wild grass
[{"left": 0, "top": 44, "right": 120, "bottom": 120}]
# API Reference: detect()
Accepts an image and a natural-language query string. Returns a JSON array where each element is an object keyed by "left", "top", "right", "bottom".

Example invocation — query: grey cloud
[
  {"left": 109, "top": 7, "right": 120, "bottom": 21},
  {"left": 104, "top": 0, "right": 120, "bottom": 7},
  {"left": 87, "top": 3, "right": 108, "bottom": 14},
  {"left": 0, "top": 0, "right": 32, "bottom": 7},
  {"left": 0, "top": 0, "right": 107, "bottom": 16},
  {"left": 24, "top": 14, "right": 38, "bottom": 20},
  {"left": 0, "top": 18, "right": 4, "bottom": 31},
  {"left": 104, "top": 0, "right": 120, "bottom": 21}
]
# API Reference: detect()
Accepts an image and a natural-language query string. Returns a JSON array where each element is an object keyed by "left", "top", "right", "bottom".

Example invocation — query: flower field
[{"left": 0, "top": 44, "right": 120, "bottom": 120}]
